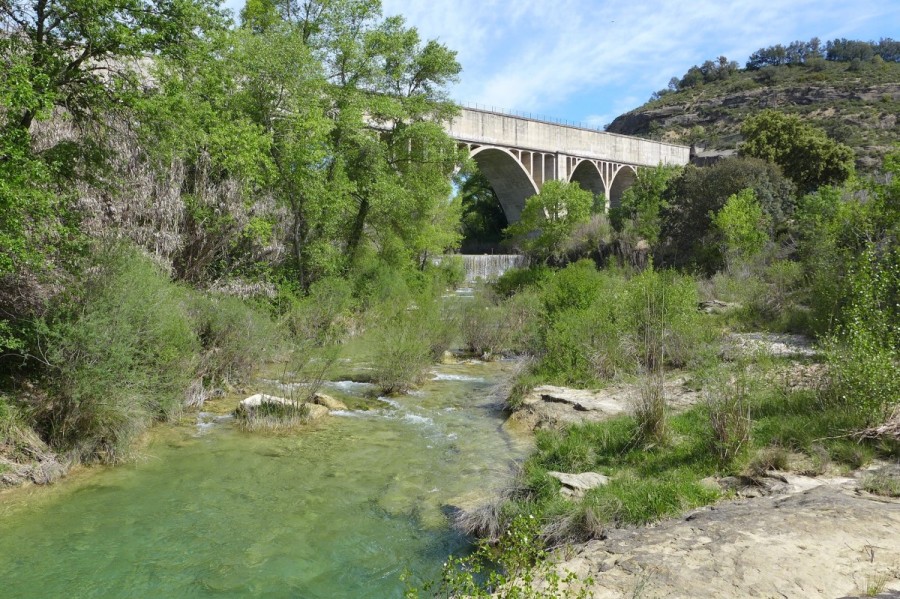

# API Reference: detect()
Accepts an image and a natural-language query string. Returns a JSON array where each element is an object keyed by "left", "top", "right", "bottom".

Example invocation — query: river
[{"left": 0, "top": 359, "right": 530, "bottom": 598}]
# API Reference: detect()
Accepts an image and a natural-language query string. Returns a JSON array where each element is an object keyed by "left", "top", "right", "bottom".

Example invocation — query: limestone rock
[
  {"left": 239, "top": 393, "right": 293, "bottom": 411},
  {"left": 548, "top": 471, "right": 609, "bottom": 499},
  {"left": 304, "top": 403, "right": 330, "bottom": 420},
  {"left": 313, "top": 393, "right": 347, "bottom": 412},
  {"left": 546, "top": 483, "right": 900, "bottom": 598}
]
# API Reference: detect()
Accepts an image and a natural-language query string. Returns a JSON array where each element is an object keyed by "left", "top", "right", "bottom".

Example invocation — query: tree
[
  {"left": 0, "top": 1, "right": 223, "bottom": 276},
  {"left": 457, "top": 168, "right": 508, "bottom": 252},
  {"left": 506, "top": 181, "right": 592, "bottom": 262},
  {"left": 659, "top": 157, "right": 794, "bottom": 272},
  {"left": 610, "top": 164, "right": 681, "bottom": 245},
  {"left": 711, "top": 188, "right": 770, "bottom": 268},
  {"left": 740, "top": 110, "right": 855, "bottom": 193}
]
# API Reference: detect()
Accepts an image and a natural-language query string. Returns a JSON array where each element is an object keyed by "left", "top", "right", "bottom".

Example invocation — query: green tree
[
  {"left": 740, "top": 110, "right": 855, "bottom": 193},
  {"left": 660, "top": 157, "right": 794, "bottom": 272},
  {"left": 457, "top": 168, "right": 508, "bottom": 252},
  {"left": 711, "top": 188, "right": 771, "bottom": 268},
  {"left": 506, "top": 180, "right": 592, "bottom": 262},
  {"left": 611, "top": 163, "right": 681, "bottom": 244}
]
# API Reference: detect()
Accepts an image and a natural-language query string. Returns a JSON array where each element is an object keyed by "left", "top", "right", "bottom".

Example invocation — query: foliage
[
  {"left": 533, "top": 263, "right": 708, "bottom": 386},
  {"left": 659, "top": 157, "right": 794, "bottom": 272},
  {"left": 369, "top": 292, "right": 451, "bottom": 395},
  {"left": 739, "top": 110, "right": 855, "bottom": 193},
  {"left": 710, "top": 188, "right": 771, "bottom": 268},
  {"left": 506, "top": 181, "right": 593, "bottom": 263},
  {"left": 458, "top": 168, "right": 509, "bottom": 252},
  {"left": 822, "top": 246, "right": 900, "bottom": 424},
  {"left": 706, "top": 370, "right": 754, "bottom": 464},
  {"left": 29, "top": 246, "right": 282, "bottom": 463},
  {"left": 610, "top": 164, "right": 681, "bottom": 245},
  {"left": 404, "top": 513, "right": 592, "bottom": 599},
  {"left": 495, "top": 266, "right": 552, "bottom": 298}
]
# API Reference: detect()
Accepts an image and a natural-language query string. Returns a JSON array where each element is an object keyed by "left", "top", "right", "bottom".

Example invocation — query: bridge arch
[
  {"left": 470, "top": 146, "right": 539, "bottom": 223},
  {"left": 569, "top": 159, "right": 606, "bottom": 211},
  {"left": 608, "top": 166, "right": 638, "bottom": 210}
]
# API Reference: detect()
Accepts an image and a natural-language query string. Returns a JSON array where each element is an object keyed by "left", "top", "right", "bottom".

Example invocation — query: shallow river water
[{"left": 0, "top": 360, "right": 529, "bottom": 598}]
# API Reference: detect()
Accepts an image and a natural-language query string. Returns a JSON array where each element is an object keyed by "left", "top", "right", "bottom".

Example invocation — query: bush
[
  {"left": 369, "top": 294, "right": 451, "bottom": 395},
  {"left": 494, "top": 266, "right": 551, "bottom": 298},
  {"left": 706, "top": 372, "right": 753, "bottom": 465},
  {"left": 37, "top": 247, "right": 200, "bottom": 462},
  {"left": 281, "top": 277, "right": 356, "bottom": 345},
  {"left": 31, "top": 245, "right": 283, "bottom": 463}
]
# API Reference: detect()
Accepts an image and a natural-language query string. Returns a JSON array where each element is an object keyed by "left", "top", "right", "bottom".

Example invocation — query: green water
[{"left": 0, "top": 361, "right": 529, "bottom": 598}]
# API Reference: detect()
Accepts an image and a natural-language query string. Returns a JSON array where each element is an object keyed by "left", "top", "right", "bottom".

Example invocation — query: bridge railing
[{"left": 459, "top": 101, "right": 608, "bottom": 133}]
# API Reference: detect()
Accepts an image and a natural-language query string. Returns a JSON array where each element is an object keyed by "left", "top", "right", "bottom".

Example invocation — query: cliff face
[{"left": 607, "top": 63, "right": 900, "bottom": 171}]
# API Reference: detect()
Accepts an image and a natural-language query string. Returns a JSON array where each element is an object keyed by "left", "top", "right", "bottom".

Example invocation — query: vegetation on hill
[{"left": 607, "top": 37, "right": 900, "bottom": 170}]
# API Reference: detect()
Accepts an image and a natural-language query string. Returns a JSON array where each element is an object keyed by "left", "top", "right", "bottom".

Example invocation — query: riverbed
[{"left": 0, "top": 360, "right": 529, "bottom": 598}]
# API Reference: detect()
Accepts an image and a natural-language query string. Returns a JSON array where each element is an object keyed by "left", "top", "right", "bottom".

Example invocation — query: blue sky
[{"left": 221, "top": 0, "right": 898, "bottom": 128}]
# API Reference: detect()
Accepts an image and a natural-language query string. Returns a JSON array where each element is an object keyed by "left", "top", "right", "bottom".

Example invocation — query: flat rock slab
[
  {"left": 509, "top": 377, "right": 701, "bottom": 431},
  {"left": 725, "top": 332, "right": 818, "bottom": 358},
  {"left": 548, "top": 471, "right": 609, "bottom": 499},
  {"left": 552, "top": 483, "right": 900, "bottom": 598}
]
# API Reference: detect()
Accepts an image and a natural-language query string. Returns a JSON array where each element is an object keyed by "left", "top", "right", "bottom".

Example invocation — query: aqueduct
[{"left": 445, "top": 108, "right": 691, "bottom": 222}]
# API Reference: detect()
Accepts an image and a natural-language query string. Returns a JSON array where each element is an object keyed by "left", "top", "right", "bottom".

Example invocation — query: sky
[{"left": 221, "top": 0, "right": 899, "bottom": 128}]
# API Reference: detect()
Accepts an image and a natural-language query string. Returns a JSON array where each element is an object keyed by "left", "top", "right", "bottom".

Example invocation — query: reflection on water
[{"left": 0, "top": 361, "right": 529, "bottom": 599}]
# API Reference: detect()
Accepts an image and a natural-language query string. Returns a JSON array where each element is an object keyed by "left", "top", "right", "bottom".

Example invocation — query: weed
[
  {"left": 862, "top": 471, "right": 900, "bottom": 497},
  {"left": 748, "top": 447, "right": 790, "bottom": 477},
  {"left": 706, "top": 372, "right": 753, "bottom": 465}
]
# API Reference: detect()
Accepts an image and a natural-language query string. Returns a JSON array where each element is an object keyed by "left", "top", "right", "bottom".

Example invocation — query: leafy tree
[
  {"left": 610, "top": 164, "right": 681, "bottom": 245},
  {"left": 711, "top": 188, "right": 771, "bottom": 268},
  {"left": 506, "top": 181, "right": 592, "bottom": 262},
  {"left": 659, "top": 157, "right": 794, "bottom": 272},
  {"left": 740, "top": 110, "right": 855, "bottom": 193},
  {"left": 457, "top": 168, "right": 508, "bottom": 252}
]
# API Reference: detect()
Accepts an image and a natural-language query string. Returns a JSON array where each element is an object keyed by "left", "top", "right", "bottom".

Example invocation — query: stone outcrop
[
  {"left": 547, "top": 471, "right": 609, "bottom": 499},
  {"left": 550, "top": 472, "right": 900, "bottom": 598},
  {"left": 236, "top": 393, "right": 330, "bottom": 421},
  {"left": 508, "top": 377, "right": 701, "bottom": 431},
  {"left": 607, "top": 82, "right": 900, "bottom": 171},
  {"left": 312, "top": 393, "right": 348, "bottom": 412}
]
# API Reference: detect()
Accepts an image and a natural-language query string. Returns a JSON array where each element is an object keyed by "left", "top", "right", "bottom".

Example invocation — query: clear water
[{"left": 0, "top": 361, "right": 529, "bottom": 599}]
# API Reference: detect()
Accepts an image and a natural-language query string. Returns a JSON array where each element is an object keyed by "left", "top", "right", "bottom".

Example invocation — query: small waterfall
[{"left": 459, "top": 254, "right": 528, "bottom": 282}]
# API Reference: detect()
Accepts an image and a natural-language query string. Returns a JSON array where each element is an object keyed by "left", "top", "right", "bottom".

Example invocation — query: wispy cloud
[
  {"left": 383, "top": 0, "right": 896, "bottom": 120},
  {"left": 221, "top": 0, "right": 897, "bottom": 122}
]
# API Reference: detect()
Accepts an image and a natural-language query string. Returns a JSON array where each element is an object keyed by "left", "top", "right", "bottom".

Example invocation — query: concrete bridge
[{"left": 446, "top": 108, "right": 691, "bottom": 222}]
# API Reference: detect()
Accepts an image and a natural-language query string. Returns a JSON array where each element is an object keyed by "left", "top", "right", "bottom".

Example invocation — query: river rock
[
  {"left": 305, "top": 403, "right": 330, "bottom": 421},
  {"left": 239, "top": 393, "right": 294, "bottom": 411},
  {"left": 313, "top": 393, "right": 347, "bottom": 412},
  {"left": 509, "top": 378, "right": 701, "bottom": 430},
  {"left": 548, "top": 471, "right": 609, "bottom": 499}
]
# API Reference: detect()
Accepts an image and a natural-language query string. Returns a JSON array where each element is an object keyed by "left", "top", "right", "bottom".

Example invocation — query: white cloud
[{"left": 382, "top": 0, "right": 895, "bottom": 119}]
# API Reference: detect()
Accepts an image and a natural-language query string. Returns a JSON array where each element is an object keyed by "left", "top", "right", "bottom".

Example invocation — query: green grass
[
  {"left": 862, "top": 471, "right": 900, "bottom": 497},
  {"left": 507, "top": 371, "right": 884, "bottom": 542}
]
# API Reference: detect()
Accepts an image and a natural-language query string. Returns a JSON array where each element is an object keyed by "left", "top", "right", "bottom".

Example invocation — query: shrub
[
  {"left": 369, "top": 295, "right": 448, "bottom": 395},
  {"left": 748, "top": 446, "right": 790, "bottom": 476},
  {"left": 706, "top": 372, "right": 753, "bottom": 465},
  {"left": 494, "top": 265, "right": 551, "bottom": 298},
  {"left": 38, "top": 247, "right": 200, "bottom": 462},
  {"left": 634, "top": 371, "right": 668, "bottom": 446},
  {"left": 862, "top": 471, "right": 900, "bottom": 497},
  {"left": 459, "top": 297, "right": 513, "bottom": 358},
  {"left": 822, "top": 246, "right": 899, "bottom": 424},
  {"left": 281, "top": 277, "right": 356, "bottom": 345}
]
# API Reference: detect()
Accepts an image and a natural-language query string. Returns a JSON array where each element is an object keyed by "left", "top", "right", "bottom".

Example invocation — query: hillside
[{"left": 608, "top": 56, "right": 900, "bottom": 171}]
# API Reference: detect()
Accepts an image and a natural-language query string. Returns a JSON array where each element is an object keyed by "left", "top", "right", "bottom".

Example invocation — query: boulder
[
  {"left": 239, "top": 393, "right": 293, "bottom": 411},
  {"left": 548, "top": 471, "right": 609, "bottom": 499},
  {"left": 305, "top": 403, "right": 330, "bottom": 421},
  {"left": 313, "top": 393, "right": 347, "bottom": 412}
]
